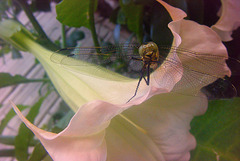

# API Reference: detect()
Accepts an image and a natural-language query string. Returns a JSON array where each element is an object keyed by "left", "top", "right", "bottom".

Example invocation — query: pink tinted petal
[
  {"left": 114, "top": 93, "right": 208, "bottom": 161},
  {"left": 156, "top": 0, "right": 230, "bottom": 95},
  {"left": 212, "top": 0, "right": 240, "bottom": 41},
  {"left": 12, "top": 102, "right": 118, "bottom": 161},
  {"left": 169, "top": 20, "right": 229, "bottom": 59},
  {"left": 156, "top": 0, "right": 187, "bottom": 21},
  {"left": 168, "top": 19, "right": 231, "bottom": 93}
]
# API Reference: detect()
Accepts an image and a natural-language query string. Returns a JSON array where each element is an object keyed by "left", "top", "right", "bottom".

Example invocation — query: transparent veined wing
[
  {"left": 50, "top": 44, "right": 141, "bottom": 67},
  {"left": 51, "top": 43, "right": 239, "bottom": 99},
  {"left": 155, "top": 45, "right": 238, "bottom": 98}
]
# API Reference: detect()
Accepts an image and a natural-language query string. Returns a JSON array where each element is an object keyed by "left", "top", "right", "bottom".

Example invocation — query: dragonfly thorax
[{"left": 139, "top": 42, "right": 159, "bottom": 69}]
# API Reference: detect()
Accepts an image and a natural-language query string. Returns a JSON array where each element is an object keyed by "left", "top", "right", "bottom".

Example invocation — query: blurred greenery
[
  {"left": 0, "top": 73, "right": 50, "bottom": 88},
  {"left": 56, "top": 0, "right": 95, "bottom": 28},
  {"left": 15, "top": 95, "right": 48, "bottom": 161},
  {"left": 119, "top": 0, "right": 144, "bottom": 41},
  {"left": 0, "top": 105, "right": 29, "bottom": 135},
  {"left": 28, "top": 143, "right": 48, "bottom": 161},
  {"left": 66, "top": 30, "right": 85, "bottom": 47},
  {"left": 191, "top": 98, "right": 240, "bottom": 161}
]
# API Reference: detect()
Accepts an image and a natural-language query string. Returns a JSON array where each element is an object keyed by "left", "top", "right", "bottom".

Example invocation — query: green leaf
[
  {"left": 0, "top": 135, "right": 39, "bottom": 146},
  {"left": 42, "top": 155, "right": 53, "bottom": 161},
  {"left": 0, "top": 105, "right": 28, "bottom": 134},
  {"left": 119, "top": 0, "right": 143, "bottom": 41},
  {"left": 0, "top": 136, "right": 16, "bottom": 145},
  {"left": 190, "top": 98, "right": 240, "bottom": 161},
  {"left": 0, "top": 72, "right": 49, "bottom": 88},
  {"left": 0, "top": 73, "right": 28, "bottom": 88},
  {"left": 56, "top": 0, "right": 97, "bottom": 28},
  {"left": 15, "top": 95, "right": 48, "bottom": 161},
  {"left": 28, "top": 143, "right": 47, "bottom": 161}
]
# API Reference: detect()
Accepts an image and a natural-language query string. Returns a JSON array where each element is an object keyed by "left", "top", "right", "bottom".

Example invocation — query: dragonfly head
[{"left": 139, "top": 42, "right": 159, "bottom": 61}]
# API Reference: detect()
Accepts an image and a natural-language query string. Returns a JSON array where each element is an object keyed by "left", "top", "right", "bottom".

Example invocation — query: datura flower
[
  {"left": 211, "top": 0, "right": 240, "bottom": 41},
  {"left": 0, "top": 0, "right": 232, "bottom": 161}
]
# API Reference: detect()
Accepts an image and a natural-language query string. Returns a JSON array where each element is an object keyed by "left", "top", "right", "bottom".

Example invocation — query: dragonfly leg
[
  {"left": 142, "top": 64, "right": 150, "bottom": 85},
  {"left": 127, "top": 63, "right": 150, "bottom": 103},
  {"left": 127, "top": 75, "right": 143, "bottom": 103},
  {"left": 146, "top": 63, "right": 150, "bottom": 85},
  {"left": 126, "top": 64, "right": 151, "bottom": 103}
]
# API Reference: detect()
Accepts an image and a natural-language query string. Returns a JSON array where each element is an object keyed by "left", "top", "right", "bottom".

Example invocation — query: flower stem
[
  {"left": 61, "top": 24, "right": 66, "bottom": 48},
  {"left": 14, "top": 0, "right": 47, "bottom": 39},
  {"left": 89, "top": 0, "right": 100, "bottom": 48},
  {"left": 13, "top": 0, "right": 58, "bottom": 50}
]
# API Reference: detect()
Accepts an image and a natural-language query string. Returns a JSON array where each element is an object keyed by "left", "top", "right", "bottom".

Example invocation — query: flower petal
[
  {"left": 211, "top": 0, "right": 240, "bottom": 41},
  {"left": 155, "top": 0, "right": 230, "bottom": 95},
  {"left": 105, "top": 92, "right": 208, "bottom": 161},
  {"left": 156, "top": 0, "right": 187, "bottom": 21},
  {"left": 168, "top": 19, "right": 231, "bottom": 93},
  {"left": 12, "top": 102, "right": 112, "bottom": 161}
]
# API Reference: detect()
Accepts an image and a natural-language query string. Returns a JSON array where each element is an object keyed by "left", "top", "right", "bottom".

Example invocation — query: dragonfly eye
[
  {"left": 139, "top": 42, "right": 159, "bottom": 57},
  {"left": 148, "top": 42, "right": 158, "bottom": 52}
]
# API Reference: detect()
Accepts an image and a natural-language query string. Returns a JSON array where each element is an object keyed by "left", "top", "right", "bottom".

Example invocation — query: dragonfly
[{"left": 51, "top": 42, "right": 239, "bottom": 102}]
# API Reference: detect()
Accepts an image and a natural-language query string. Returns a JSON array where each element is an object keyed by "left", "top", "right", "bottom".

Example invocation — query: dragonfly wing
[
  {"left": 51, "top": 44, "right": 141, "bottom": 67},
  {"left": 51, "top": 47, "right": 112, "bottom": 66},
  {"left": 154, "top": 46, "right": 234, "bottom": 97},
  {"left": 159, "top": 46, "right": 229, "bottom": 77}
]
